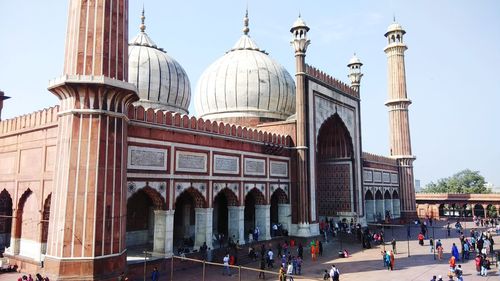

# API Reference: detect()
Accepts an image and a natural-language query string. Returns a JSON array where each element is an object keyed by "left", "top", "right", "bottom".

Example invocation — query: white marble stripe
[
  {"left": 111, "top": 117, "right": 117, "bottom": 253},
  {"left": 92, "top": 115, "right": 101, "bottom": 257},
  {"left": 82, "top": 114, "right": 92, "bottom": 256},
  {"left": 71, "top": 112, "right": 84, "bottom": 257},
  {"left": 83, "top": 0, "right": 90, "bottom": 75},
  {"left": 101, "top": 115, "right": 109, "bottom": 256}
]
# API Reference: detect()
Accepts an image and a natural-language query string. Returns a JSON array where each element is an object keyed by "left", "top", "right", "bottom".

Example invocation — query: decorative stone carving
[
  {"left": 364, "top": 169, "right": 373, "bottom": 182},
  {"left": 373, "top": 171, "right": 382, "bottom": 183},
  {"left": 213, "top": 154, "right": 239, "bottom": 174},
  {"left": 270, "top": 161, "right": 288, "bottom": 177},
  {"left": 383, "top": 172, "right": 391, "bottom": 183},
  {"left": 391, "top": 173, "right": 399, "bottom": 184},
  {"left": 176, "top": 151, "right": 207, "bottom": 173},
  {"left": 128, "top": 146, "right": 167, "bottom": 171},
  {"left": 244, "top": 158, "right": 265, "bottom": 176}
]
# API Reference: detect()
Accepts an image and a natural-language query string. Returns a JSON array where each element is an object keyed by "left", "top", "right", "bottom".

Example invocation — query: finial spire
[
  {"left": 243, "top": 8, "right": 250, "bottom": 35},
  {"left": 393, "top": 13, "right": 396, "bottom": 22},
  {"left": 140, "top": 6, "right": 146, "bottom": 32}
]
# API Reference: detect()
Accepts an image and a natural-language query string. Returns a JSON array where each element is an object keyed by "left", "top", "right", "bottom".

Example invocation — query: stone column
[
  {"left": 194, "top": 208, "right": 213, "bottom": 249},
  {"left": 228, "top": 206, "right": 245, "bottom": 244},
  {"left": 147, "top": 210, "right": 174, "bottom": 256},
  {"left": 255, "top": 205, "right": 271, "bottom": 241},
  {"left": 496, "top": 205, "right": 500, "bottom": 218},
  {"left": 483, "top": 204, "right": 489, "bottom": 218},
  {"left": 365, "top": 200, "right": 375, "bottom": 222},
  {"left": 278, "top": 204, "right": 292, "bottom": 234}
]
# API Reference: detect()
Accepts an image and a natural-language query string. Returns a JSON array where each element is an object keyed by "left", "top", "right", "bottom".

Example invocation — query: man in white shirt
[
  {"left": 329, "top": 264, "right": 340, "bottom": 281},
  {"left": 267, "top": 249, "right": 274, "bottom": 268},
  {"left": 287, "top": 262, "right": 294, "bottom": 280},
  {"left": 223, "top": 254, "right": 231, "bottom": 276}
]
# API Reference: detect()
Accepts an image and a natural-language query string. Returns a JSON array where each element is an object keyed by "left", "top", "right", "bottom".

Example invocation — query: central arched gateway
[{"left": 316, "top": 114, "right": 355, "bottom": 219}]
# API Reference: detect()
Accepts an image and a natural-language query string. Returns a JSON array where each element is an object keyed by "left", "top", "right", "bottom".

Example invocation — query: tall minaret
[
  {"left": 0, "top": 90, "right": 10, "bottom": 121},
  {"left": 347, "top": 54, "right": 363, "bottom": 92},
  {"left": 46, "top": 0, "right": 138, "bottom": 280},
  {"left": 290, "top": 16, "right": 311, "bottom": 235},
  {"left": 384, "top": 20, "right": 416, "bottom": 219}
]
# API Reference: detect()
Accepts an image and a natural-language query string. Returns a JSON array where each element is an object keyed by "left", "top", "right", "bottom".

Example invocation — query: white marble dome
[
  {"left": 194, "top": 14, "right": 295, "bottom": 122},
  {"left": 128, "top": 15, "right": 191, "bottom": 114}
]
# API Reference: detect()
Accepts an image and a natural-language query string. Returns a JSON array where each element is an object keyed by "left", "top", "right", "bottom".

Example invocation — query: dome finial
[
  {"left": 243, "top": 8, "right": 250, "bottom": 35},
  {"left": 140, "top": 5, "right": 146, "bottom": 32}
]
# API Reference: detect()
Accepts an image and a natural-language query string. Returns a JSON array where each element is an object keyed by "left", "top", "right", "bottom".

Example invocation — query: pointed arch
[
  {"left": 176, "top": 187, "right": 206, "bottom": 208},
  {"left": 317, "top": 113, "right": 353, "bottom": 159},
  {"left": 365, "top": 190, "right": 374, "bottom": 200},
  {"left": 392, "top": 190, "right": 399, "bottom": 199},
  {"left": 0, "top": 189, "right": 13, "bottom": 251},
  {"left": 270, "top": 188, "right": 288, "bottom": 204},
  {"left": 384, "top": 190, "right": 392, "bottom": 200},
  {"left": 246, "top": 188, "right": 266, "bottom": 205},
  {"left": 214, "top": 188, "right": 238, "bottom": 206},
  {"left": 41, "top": 193, "right": 51, "bottom": 252},
  {"left": 375, "top": 190, "right": 383, "bottom": 200},
  {"left": 132, "top": 186, "right": 166, "bottom": 210}
]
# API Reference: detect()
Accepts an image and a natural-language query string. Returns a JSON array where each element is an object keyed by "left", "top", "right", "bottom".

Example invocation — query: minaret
[
  {"left": 45, "top": 0, "right": 138, "bottom": 280},
  {"left": 347, "top": 54, "right": 363, "bottom": 92},
  {"left": 0, "top": 90, "right": 10, "bottom": 121},
  {"left": 290, "top": 16, "right": 311, "bottom": 235},
  {"left": 384, "top": 20, "right": 416, "bottom": 219}
]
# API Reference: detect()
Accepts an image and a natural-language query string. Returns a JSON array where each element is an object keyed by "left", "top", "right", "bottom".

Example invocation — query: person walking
[
  {"left": 451, "top": 243, "right": 460, "bottom": 261},
  {"left": 480, "top": 255, "right": 489, "bottom": 277},
  {"left": 296, "top": 256, "right": 302, "bottom": 275},
  {"left": 384, "top": 251, "right": 391, "bottom": 271},
  {"left": 455, "top": 264, "right": 463, "bottom": 281},
  {"left": 286, "top": 262, "right": 294, "bottom": 281},
  {"left": 437, "top": 243, "right": 444, "bottom": 260},
  {"left": 389, "top": 250, "right": 395, "bottom": 271},
  {"left": 223, "top": 254, "right": 231, "bottom": 276},
  {"left": 418, "top": 232, "right": 424, "bottom": 246},
  {"left": 278, "top": 265, "right": 286, "bottom": 281},
  {"left": 391, "top": 238, "right": 397, "bottom": 254},
  {"left": 258, "top": 257, "right": 266, "bottom": 279},
  {"left": 329, "top": 264, "right": 340, "bottom": 281},
  {"left": 267, "top": 249, "right": 274, "bottom": 268},
  {"left": 151, "top": 267, "right": 159, "bottom": 281}
]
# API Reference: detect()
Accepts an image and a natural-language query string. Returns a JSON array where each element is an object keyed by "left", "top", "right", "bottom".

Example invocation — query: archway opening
[
  {"left": 438, "top": 204, "right": 445, "bottom": 217},
  {"left": 173, "top": 188, "right": 204, "bottom": 250},
  {"left": 384, "top": 190, "right": 392, "bottom": 221},
  {"left": 486, "top": 204, "right": 497, "bottom": 218},
  {"left": 0, "top": 190, "right": 12, "bottom": 253},
  {"left": 17, "top": 189, "right": 38, "bottom": 257},
  {"left": 473, "top": 204, "right": 485, "bottom": 218},
  {"left": 316, "top": 114, "right": 354, "bottom": 219},
  {"left": 244, "top": 192, "right": 256, "bottom": 239},
  {"left": 365, "top": 190, "right": 375, "bottom": 222},
  {"left": 41, "top": 194, "right": 51, "bottom": 255},
  {"left": 270, "top": 188, "right": 288, "bottom": 237},
  {"left": 213, "top": 191, "right": 229, "bottom": 239},
  {"left": 375, "top": 190, "right": 383, "bottom": 222},
  {"left": 126, "top": 189, "right": 154, "bottom": 247}
]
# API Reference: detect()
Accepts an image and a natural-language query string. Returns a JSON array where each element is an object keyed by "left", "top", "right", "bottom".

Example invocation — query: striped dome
[
  {"left": 128, "top": 30, "right": 191, "bottom": 114},
  {"left": 194, "top": 14, "right": 295, "bottom": 122}
]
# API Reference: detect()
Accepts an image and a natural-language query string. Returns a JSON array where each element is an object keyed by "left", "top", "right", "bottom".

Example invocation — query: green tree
[{"left": 421, "top": 169, "right": 490, "bottom": 194}]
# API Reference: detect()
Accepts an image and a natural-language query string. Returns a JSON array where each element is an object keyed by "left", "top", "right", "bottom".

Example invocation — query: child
[{"left": 323, "top": 270, "right": 330, "bottom": 280}]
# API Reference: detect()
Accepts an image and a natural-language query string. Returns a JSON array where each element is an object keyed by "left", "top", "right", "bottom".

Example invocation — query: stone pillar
[
  {"left": 255, "top": 205, "right": 271, "bottom": 241},
  {"left": 194, "top": 208, "right": 213, "bottom": 249},
  {"left": 392, "top": 199, "right": 401, "bottom": 218},
  {"left": 278, "top": 204, "right": 292, "bottom": 234},
  {"left": 152, "top": 210, "right": 175, "bottom": 256},
  {"left": 228, "top": 206, "right": 245, "bottom": 245},
  {"left": 496, "top": 205, "right": 500, "bottom": 218},
  {"left": 365, "top": 200, "right": 375, "bottom": 222},
  {"left": 384, "top": 198, "right": 393, "bottom": 216},
  {"left": 483, "top": 204, "right": 489, "bottom": 218}
]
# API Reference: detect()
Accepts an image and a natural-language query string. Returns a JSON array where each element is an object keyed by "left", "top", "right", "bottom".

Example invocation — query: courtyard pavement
[{"left": 1, "top": 220, "right": 498, "bottom": 280}]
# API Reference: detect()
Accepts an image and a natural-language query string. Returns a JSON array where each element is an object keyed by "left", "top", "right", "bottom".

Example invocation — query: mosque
[{"left": 0, "top": 0, "right": 416, "bottom": 279}]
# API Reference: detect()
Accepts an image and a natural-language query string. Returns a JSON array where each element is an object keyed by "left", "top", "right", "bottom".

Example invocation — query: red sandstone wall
[{"left": 0, "top": 107, "right": 58, "bottom": 268}]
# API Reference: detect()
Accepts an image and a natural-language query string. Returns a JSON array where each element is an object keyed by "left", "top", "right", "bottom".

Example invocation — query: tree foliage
[{"left": 421, "top": 169, "right": 490, "bottom": 194}]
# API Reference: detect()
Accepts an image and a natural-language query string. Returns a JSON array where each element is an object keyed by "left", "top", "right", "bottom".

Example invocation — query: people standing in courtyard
[
  {"left": 296, "top": 256, "right": 302, "bottom": 275},
  {"left": 267, "top": 248, "right": 274, "bottom": 268},
  {"left": 391, "top": 238, "right": 397, "bottom": 254},
  {"left": 480, "top": 255, "right": 489, "bottom": 277},
  {"left": 437, "top": 242, "right": 444, "bottom": 260},
  {"left": 418, "top": 232, "right": 424, "bottom": 246},
  {"left": 455, "top": 264, "right": 463, "bottom": 281},
  {"left": 429, "top": 237, "right": 434, "bottom": 253},
  {"left": 451, "top": 243, "right": 460, "bottom": 261},
  {"left": 389, "top": 250, "right": 395, "bottom": 270},
  {"left": 259, "top": 257, "right": 266, "bottom": 279},
  {"left": 448, "top": 255, "right": 456, "bottom": 272},
  {"left": 151, "top": 267, "right": 159, "bottom": 281},
  {"left": 287, "top": 262, "right": 294, "bottom": 281},
  {"left": 223, "top": 254, "right": 231, "bottom": 276},
  {"left": 278, "top": 265, "right": 286, "bottom": 281}
]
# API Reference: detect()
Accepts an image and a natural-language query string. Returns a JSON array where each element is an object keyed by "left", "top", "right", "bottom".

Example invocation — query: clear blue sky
[{"left": 0, "top": 1, "right": 499, "bottom": 187}]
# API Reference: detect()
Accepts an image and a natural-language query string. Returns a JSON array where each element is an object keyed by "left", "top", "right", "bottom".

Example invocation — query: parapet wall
[
  {"left": 305, "top": 64, "right": 359, "bottom": 99},
  {"left": 0, "top": 106, "right": 59, "bottom": 135},
  {"left": 127, "top": 105, "right": 292, "bottom": 147},
  {"left": 362, "top": 152, "right": 398, "bottom": 166}
]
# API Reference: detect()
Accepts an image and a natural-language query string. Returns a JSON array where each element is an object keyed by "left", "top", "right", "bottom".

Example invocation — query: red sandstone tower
[
  {"left": 45, "top": 0, "right": 138, "bottom": 280},
  {"left": 384, "top": 21, "right": 417, "bottom": 219},
  {"left": 290, "top": 17, "right": 312, "bottom": 235}
]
